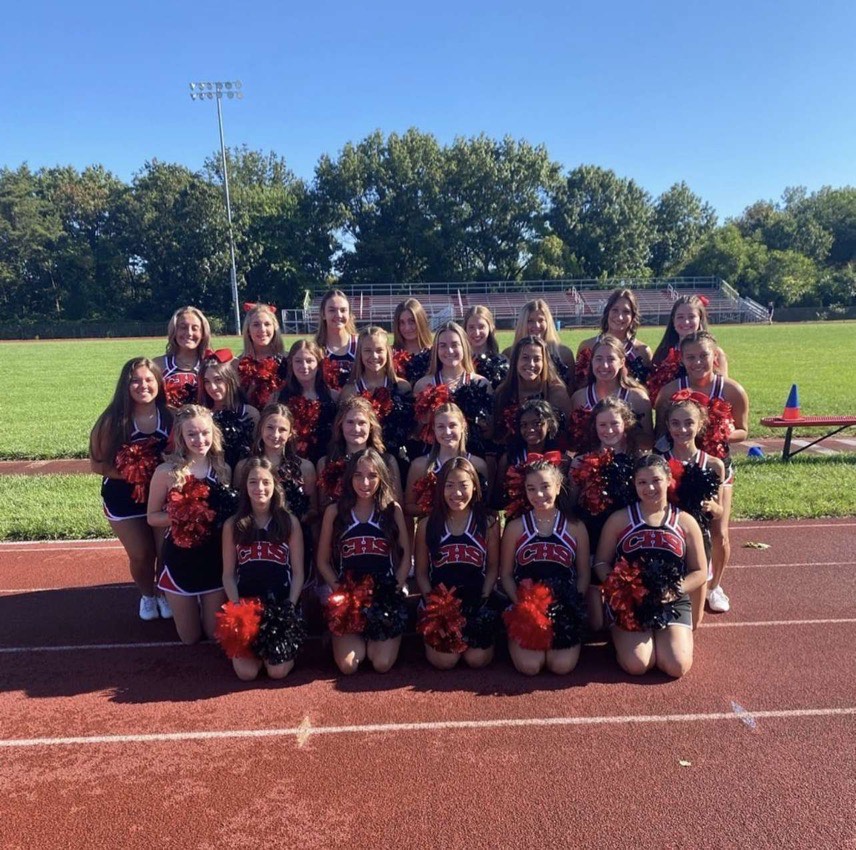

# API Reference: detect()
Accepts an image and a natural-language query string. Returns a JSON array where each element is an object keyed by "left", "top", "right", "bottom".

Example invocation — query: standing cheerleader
[
  {"left": 504, "top": 299, "right": 575, "bottom": 390},
  {"left": 315, "top": 289, "right": 359, "bottom": 390},
  {"left": 594, "top": 454, "right": 707, "bottom": 678},
  {"left": 236, "top": 303, "right": 286, "bottom": 409},
  {"left": 90, "top": 358, "right": 173, "bottom": 621},
  {"left": 413, "top": 322, "right": 492, "bottom": 457},
  {"left": 317, "top": 396, "right": 404, "bottom": 508},
  {"left": 404, "top": 403, "right": 489, "bottom": 519},
  {"left": 153, "top": 306, "right": 211, "bottom": 410},
  {"left": 575, "top": 288, "right": 652, "bottom": 387},
  {"left": 317, "top": 449, "right": 411, "bottom": 674},
  {"left": 219, "top": 458, "right": 305, "bottom": 681},
  {"left": 277, "top": 339, "right": 339, "bottom": 465},
  {"left": 198, "top": 350, "right": 259, "bottom": 471},
  {"left": 501, "top": 461, "right": 590, "bottom": 675},
  {"left": 568, "top": 335, "right": 653, "bottom": 452},
  {"left": 339, "top": 326, "right": 413, "bottom": 469},
  {"left": 492, "top": 336, "right": 572, "bottom": 449},
  {"left": 392, "top": 298, "right": 433, "bottom": 385},
  {"left": 415, "top": 458, "right": 500, "bottom": 669},
  {"left": 655, "top": 331, "right": 748, "bottom": 614},
  {"left": 147, "top": 405, "right": 234, "bottom": 644},
  {"left": 657, "top": 396, "right": 725, "bottom": 627},
  {"left": 648, "top": 295, "right": 729, "bottom": 403},
  {"left": 464, "top": 305, "right": 509, "bottom": 390}
]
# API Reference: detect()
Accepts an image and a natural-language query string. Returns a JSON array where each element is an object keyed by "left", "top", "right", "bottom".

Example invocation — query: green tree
[
  {"left": 650, "top": 182, "right": 716, "bottom": 275},
  {"left": 789, "top": 186, "right": 856, "bottom": 266}
]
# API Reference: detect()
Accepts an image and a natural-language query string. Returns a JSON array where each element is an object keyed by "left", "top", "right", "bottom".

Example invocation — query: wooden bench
[{"left": 759, "top": 415, "right": 856, "bottom": 461}]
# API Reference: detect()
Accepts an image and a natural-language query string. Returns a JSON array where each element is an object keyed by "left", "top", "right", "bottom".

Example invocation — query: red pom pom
[
  {"left": 647, "top": 347, "right": 682, "bottom": 405},
  {"left": 702, "top": 397, "right": 735, "bottom": 459},
  {"left": 567, "top": 407, "right": 593, "bottom": 453},
  {"left": 324, "top": 573, "right": 375, "bottom": 636},
  {"left": 115, "top": 436, "right": 162, "bottom": 503},
  {"left": 392, "top": 348, "right": 412, "bottom": 379},
  {"left": 238, "top": 356, "right": 282, "bottom": 408},
  {"left": 417, "top": 584, "right": 467, "bottom": 654},
  {"left": 285, "top": 396, "right": 322, "bottom": 457},
  {"left": 503, "top": 579, "right": 555, "bottom": 651},
  {"left": 571, "top": 448, "right": 614, "bottom": 515},
  {"left": 166, "top": 478, "right": 216, "bottom": 548},
  {"left": 214, "top": 598, "right": 264, "bottom": 658},
  {"left": 574, "top": 347, "right": 593, "bottom": 389},
  {"left": 360, "top": 386, "right": 394, "bottom": 421},
  {"left": 602, "top": 558, "right": 648, "bottom": 631},
  {"left": 319, "top": 457, "right": 347, "bottom": 501},
  {"left": 414, "top": 384, "right": 452, "bottom": 442},
  {"left": 666, "top": 457, "right": 685, "bottom": 503},
  {"left": 412, "top": 471, "right": 437, "bottom": 516}
]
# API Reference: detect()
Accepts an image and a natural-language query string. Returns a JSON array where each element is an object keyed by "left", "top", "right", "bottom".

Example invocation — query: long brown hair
[
  {"left": 315, "top": 289, "right": 357, "bottom": 348},
  {"left": 198, "top": 357, "right": 245, "bottom": 411},
  {"left": 512, "top": 299, "right": 562, "bottom": 350},
  {"left": 494, "top": 336, "right": 560, "bottom": 415},
  {"left": 652, "top": 295, "right": 711, "bottom": 364},
  {"left": 279, "top": 338, "right": 336, "bottom": 402},
  {"left": 600, "top": 288, "right": 642, "bottom": 338},
  {"left": 328, "top": 396, "right": 386, "bottom": 460},
  {"left": 90, "top": 358, "right": 171, "bottom": 464},
  {"left": 426, "top": 457, "right": 487, "bottom": 561},
  {"left": 254, "top": 403, "right": 301, "bottom": 463},
  {"left": 585, "top": 335, "right": 643, "bottom": 390},
  {"left": 427, "top": 321, "right": 476, "bottom": 376},
  {"left": 463, "top": 304, "right": 500, "bottom": 355},
  {"left": 232, "top": 457, "right": 292, "bottom": 545},
  {"left": 587, "top": 396, "right": 638, "bottom": 454},
  {"left": 393, "top": 298, "right": 433, "bottom": 350}
]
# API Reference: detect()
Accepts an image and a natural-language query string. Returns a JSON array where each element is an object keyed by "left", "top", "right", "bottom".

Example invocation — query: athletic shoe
[
  {"left": 156, "top": 595, "right": 173, "bottom": 619},
  {"left": 139, "top": 595, "right": 159, "bottom": 621},
  {"left": 707, "top": 585, "right": 731, "bottom": 613}
]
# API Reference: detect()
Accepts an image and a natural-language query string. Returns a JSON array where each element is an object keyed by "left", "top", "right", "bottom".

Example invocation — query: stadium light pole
[{"left": 189, "top": 80, "right": 244, "bottom": 335}]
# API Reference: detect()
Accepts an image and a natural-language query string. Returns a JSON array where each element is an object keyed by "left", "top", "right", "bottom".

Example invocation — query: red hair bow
[
  {"left": 527, "top": 451, "right": 562, "bottom": 464},
  {"left": 670, "top": 389, "right": 709, "bottom": 407},
  {"left": 697, "top": 295, "right": 710, "bottom": 307},
  {"left": 204, "top": 348, "right": 233, "bottom": 363},
  {"left": 243, "top": 301, "right": 277, "bottom": 313}
]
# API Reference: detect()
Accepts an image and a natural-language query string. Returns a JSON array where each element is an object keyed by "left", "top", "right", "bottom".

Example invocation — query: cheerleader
[
  {"left": 339, "top": 326, "right": 413, "bottom": 470},
  {"left": 569, "top": 335, "right": 653, "bottom": 452},
  {"left": 500, "top": 461, "right": 590, "bottom": 675},
  {"left": 153, "top": 306, "right": 211, "bottom": 410},
  {"left": 392, "top": 298, "right": 433, "bottom": 385},
  {"left": 405, "top": 403, "right": 489, "bottom": 519},
  {"left": 317, "top": 396, "right": 404, "bottom": 508},
  {"left": 575, "top": 288, "right": 652, "bottom": 386},
  {"left": 657, "top": 396, "right": 725, "bottom": 627},
  {"left": 492, "top": 336, "right": 572, "bottom": 448},
  {"left": 147, "top": 405, "right": 233, "bottom": 644},
  {"left": 649, "top": 295, "right": 729, "bottom": 403},
  {"left": 594, "top": 454, "right": 707, "bottom": 678},
  {"left": 277, "top": 339, "right": 339, "bottom": 465},
  {"left": 413, "top": 322, "right": 492, "bottom": 457},
  {"left": 317, "top": 449, "right": 411, "bottom": 674},
  {"left": 90, "top": 358, "right": 172, "bottom": 621},
  {"left": 220, "top": 457, "right": 305, "bottom": 681},
  {"left": 503, "top": 299, "right": 575, "bottom": 389},
  {"left": 236, "top": 303, "right": 286, "bottom": 409},
  {"left": 415, "top": 457, "right": 500, "bottom": 669},
  {"left": 655, "top": 331, "right": 748, "bottom": 614},
  {"left": 464, "top": 305, "right": 509, "bottom": 390},
  {"left": 315, "top": 289, "right": 359, "bottom": 390},
  {"left": 198, "top": 350, "right": 259, "bottom": 471}
]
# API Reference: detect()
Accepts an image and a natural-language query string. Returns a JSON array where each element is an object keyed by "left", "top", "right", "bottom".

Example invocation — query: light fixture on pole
[{"left": 189, "top": 80, "right": 245, "bottom": 335}]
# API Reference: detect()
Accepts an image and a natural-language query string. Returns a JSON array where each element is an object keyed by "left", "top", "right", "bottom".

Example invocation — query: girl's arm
[
  {"left": 316, "top": 504, "right": 339, "bottom": 589},
  {"left": 300, "top": 459, "right": 319, "bottom": 524},
  {"left": 386, "top": 454, "right": 404, "bottom": 505},
  {"left": 146, "top": 464, "right": 174, "bottom": 528},
  {"left": 593, "top": 509, "right": 625, "bottom": 583},
  {"left": 499, "top": 517, "right": 523, "bottom": 601},
  {"left": 288, "top": 513, "right": 305, "bottom": 605},
  {"left": 715, "top": 346, "right": 729, "bottom": 378},
  {"left": 548, "top": 385, "right": 573, "bottom": 420},
  {"left": 632, "top": 391, "right": 655, "bottom": 451},
  {"left": 404, "top": 457, "right": 429, "bottom": 518},
  {"left": 726, "top": 380, "right": 749, "bottom": 443},
  {"left": 316, "top": 456, "right": 333, "bottom": 511},
  {"left": 414, "top": 518, "right": 431, "bottom": 596},
  {"left": 571, "top": 520, "right": 591, "bottom": 595},
  {"left": 245, "top": 405, "right": 260, "bottom": 426},
  {"left": 221, "top": 518, "right": 239, "bottom": 602},
  {"left": 395, "top": 378, "right": 412, "bottom": 396},
  {"left": 89, "top": 420, "right": 120, "bottom": 477},
  {"left": 703, "top": 457, "right": 726, "bottom": 519},
  {"left": 392, "top": 503, "right": 412, "bottom": 588},
  {"left": 492, "top": 453, "right": 510, "bottom": 509},
  {"left": 569, "top": 388, "right": 586, "bottom": 412},
  {"left": 654, "top": 379, "right": 681, "bottom": 436},
  {"left": 338, "top": 383, "right": 357, "bottom": 403},
  {"left": 679, "top": 513, "right": 708, "bottom": 596},
  {"left": 483, "top": 518, "right": 500, "bottom": 599}
]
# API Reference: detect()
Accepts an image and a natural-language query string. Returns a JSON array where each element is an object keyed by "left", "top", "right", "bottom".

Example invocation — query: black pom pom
[
  {"left": 627, "top": 358, "right": 651, "bottom": 385},
  {"left": 675, "top": 463, "right": 720, "bottom": 529},
  {"left": 363, "top": 578, "right": 409, "bottom": 642},
  {"left": 405, "top": 349, "right": 431, "bottom": 385},
  {"left": 213, "top": 409, "right": 255, "bottom": 470},
  {"left": 545, "top": 577, "right": 587, "bottom": 649},
  {"left": 635, "top": 553, "right": 685, "bottom": 630},
  {"left": 474, "top": 353, "right": 509, "bottom": 390},
  {"left": 277, "top": 457, "right": 310, "bottom": 518},
  {"left": 208, "top": 482, "right": 239, "bottom": 526},
  {"left": 461, "top": 601, "right": 500, "bottom": 649},
  {"left": 383, "top": 392, "right": 415, "bottom": 460},
  {"left": 252, "top": 597, "right": 306, "bottom": 664}
]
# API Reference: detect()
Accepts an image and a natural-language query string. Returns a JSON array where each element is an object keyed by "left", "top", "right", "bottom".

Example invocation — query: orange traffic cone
[{"left": 782, "top": 384, "right": 800, "bottom": 420}]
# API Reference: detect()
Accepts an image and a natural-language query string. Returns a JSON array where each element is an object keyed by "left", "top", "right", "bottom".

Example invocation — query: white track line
[
  {"left": 734, "top": 522, "right": 856, "bottom": 530},
  {"left": 2, "top": 617, "right": 855, "bottom": 655},
  {"left": 0, "top": 545, "right": 122, "bottom": 553},
  {"left": 1, "top": 706, "right": 853, "bottom": 749},
  {"left": 0, "top": 584, "right": 132, "bottom": 594},
  {"left": 727, "top": 561, "right": 854, "bottom": 570},
  {"left": 788, "top": 439, "right": 836, "bottom": 455}
]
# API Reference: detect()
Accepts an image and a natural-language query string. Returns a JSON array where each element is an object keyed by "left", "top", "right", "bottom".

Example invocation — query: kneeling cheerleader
[
  {"left": 415, "top": 458, "right": 500, "bottom": 669},
  {"left": 216, "top": 458, "right": 306, "bottom": 680},
  {"left": 501, "top": 460, "right": 590, "bottom": 676},
  {"left": 317, "top": 449, "right": 411, "bottom": 674}
]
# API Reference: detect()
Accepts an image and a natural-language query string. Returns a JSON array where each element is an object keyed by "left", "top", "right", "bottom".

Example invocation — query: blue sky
[{"left": 2, "top": 0, "right": 854, "bottom": 219}]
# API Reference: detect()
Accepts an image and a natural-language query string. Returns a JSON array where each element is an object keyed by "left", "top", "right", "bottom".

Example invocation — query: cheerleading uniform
[
  {"left": 615, "top": 503, "right": 692, "bottom": 628},
  {"left": 235, "top": 524, "right": 292, "bottom": 601},
  {"left": 162, "top": 355, "right": 200, "bottom": 408},
  {"left": 676, "top": 374, "right": 735, "bottom": 484},
  {"left": 101, "top": 412, "right": 170, "bottom": 521},
  {"left": 583, "top": 383, "right": 631, "bottom": 411},
  {"left": 513, "top": 512, "right": 579, "bottom": 586},
  {"left": 338, "top": 509, "right": 395, "bottom": 581},
  {"left": 429, "top": 513, "right": 487, "bottom": 605},
  {"left": 158, "top": 469, "right": 224, "bottom": 596},
  {"left": 324, "top": 335, "right": 358, "bottom": 388}
]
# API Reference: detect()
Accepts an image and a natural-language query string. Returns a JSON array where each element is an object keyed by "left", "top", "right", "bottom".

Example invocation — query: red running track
[{"left": 0, "top": 520, "right": 854, "bottom": 849}]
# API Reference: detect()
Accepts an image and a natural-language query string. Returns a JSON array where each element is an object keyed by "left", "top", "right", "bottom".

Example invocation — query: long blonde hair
[
  {"left": 165, "top": 404, "right": 230, "bottom": 488},
  {"left": 241, "top": 303, "right": 285, "bottom": 357},
  {"left": 393, "top": 298, "right": 433, "bottom": 350},
  {"left": 165, "top": 307, "right": 211, "bottom": 358},
  {"left": 427, "top": 321, "right": 476, "bottom": 376},
  {"left": 463, "top": 304, "right": 500, "bottom": 355},
  {"left": 350, "top": 326, "right": 398, "bottom": 386},
  {"left": 425, "top": 403, "right": 469, "bottom": 465},
  {"left": 513, "top": 299, "right": 562, "bottom": 350}
]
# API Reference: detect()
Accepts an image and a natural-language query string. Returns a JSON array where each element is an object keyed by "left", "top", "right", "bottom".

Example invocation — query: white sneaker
[
  {"left": 156, "top": 595, "right": 173, "bottom": 619},
  {"left": 707, "top": 585, "right": 731, "bottom": 613},
  {"left": 139, "top": 595, "right": 159, "bottom": 621}
]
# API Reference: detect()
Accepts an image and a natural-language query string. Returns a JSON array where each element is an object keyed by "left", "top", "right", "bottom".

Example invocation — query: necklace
[
  {"left": 441, "top": 370, "right": 465, "bottom": 391},
  {"left": 533, "top": 510, "right": 557, "bottom": 534},
  {"left": 447, "top": 510, "right": 471, "bottom": 536}
]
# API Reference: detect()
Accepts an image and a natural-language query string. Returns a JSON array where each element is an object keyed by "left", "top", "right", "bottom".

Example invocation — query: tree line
[{"left": 1, "top": 129, "right": 854, "bottom": 326}]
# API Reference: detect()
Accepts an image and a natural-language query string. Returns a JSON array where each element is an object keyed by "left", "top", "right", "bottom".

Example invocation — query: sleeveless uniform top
[
  {"left": 162, "top": 355, "right": 200, "bottom": 407},
  {"left": 428, "top": 512, "right": 487, "bottom": 602},
  {"left": 616, "top": 503, "right": 687, "bottom": 565},
  {"left": 676, "top": 374, "right": 734, "bottom": 477},
  {"left": 101, "top": 411, "right": 170, "bottom": 521},
  {"left": 338, "top": 508, "right": 395, "bottom": 580},
  {"left": 235, "top": 523, "right": 292, "bottom": 601},
  {"left": 583, "top": 383, "right": 631, "bottom": 412},
  {"left": 513, "top": 512, "right": 579, "bottom": 585},
  {"left": 355, "top": 376, "right": 391, "bottom": 394}
]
